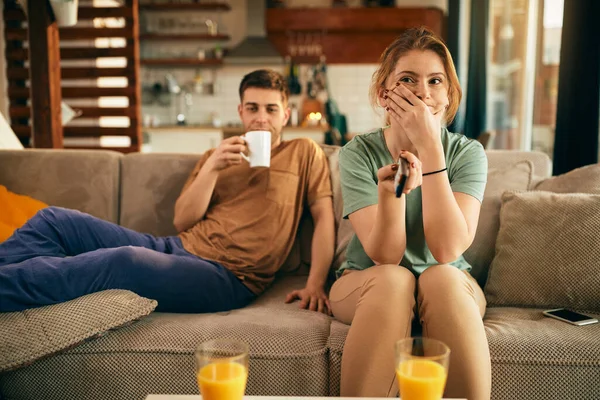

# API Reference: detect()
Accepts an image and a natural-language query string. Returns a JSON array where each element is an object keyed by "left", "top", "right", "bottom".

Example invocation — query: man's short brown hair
[{"left": 239, "top": 69, "right": 289, "bottom": 106}]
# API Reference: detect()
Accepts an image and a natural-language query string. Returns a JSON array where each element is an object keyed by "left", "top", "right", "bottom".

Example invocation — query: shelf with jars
[{"left": 138, "top": 1, "right": 230, "bottom": 67}]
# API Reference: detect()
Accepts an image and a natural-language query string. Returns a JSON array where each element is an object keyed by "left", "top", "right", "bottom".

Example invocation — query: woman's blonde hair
[{"left": 369, "top": 27, "right": 461, "bottom": 126}]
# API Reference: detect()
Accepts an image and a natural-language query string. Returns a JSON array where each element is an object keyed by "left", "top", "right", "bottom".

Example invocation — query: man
[{"left": 0, "top": 69, "right": 335, "bottom": 315}]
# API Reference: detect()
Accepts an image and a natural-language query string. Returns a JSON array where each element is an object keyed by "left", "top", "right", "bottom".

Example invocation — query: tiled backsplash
[{"left": 141, "top": 63, "right": 385, "bottom": 134}]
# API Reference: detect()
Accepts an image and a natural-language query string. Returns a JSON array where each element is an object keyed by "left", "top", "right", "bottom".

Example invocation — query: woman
[{"left": 330, "top": 27, "right": 490, "bottom": 400}]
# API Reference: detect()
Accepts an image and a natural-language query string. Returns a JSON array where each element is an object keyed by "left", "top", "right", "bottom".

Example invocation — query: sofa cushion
[
  {"left": 0, "top": 185, "right": 48, "bottom": 242},
  {"left": 535, "top": 163, "right": 600, "bottom": 194},
  {"left": 0, "top": 290, "right": 156, "bottom": 372},
  {"left": 0, "top": 300, "right": 331, "bottom": 400},
  {"left": 484, "top": 191, "right": 600, "bottom": 311},
  {"left": 0, "top": 149, "right": 121, "bottom": 223},
  {"left": 248, "top": 275, "right": 310, "bottom": 310},
  {"left": 327, "top": 319, "right": 350, "bottom": 396},
  {"left": 464, "top": 161, "right": 533, "bottom": 286},
  {"left": 484, "top": 307, "right": 600, "bottom": 400}
]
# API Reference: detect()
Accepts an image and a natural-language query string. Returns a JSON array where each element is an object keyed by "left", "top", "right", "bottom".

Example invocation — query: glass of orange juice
[
  {"left": 194, "top": 339, "right": 249, "bottom": 400},
  {"left": 395, "top": 337, "right": 450, "bottom": 400}
]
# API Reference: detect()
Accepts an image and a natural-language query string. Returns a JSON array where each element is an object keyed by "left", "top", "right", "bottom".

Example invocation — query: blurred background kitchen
[
  {"left": 2, "top": 0, "right": 596, "bottom": 173},
  {"left": 135, "top": 0, "right": 447, "bottom": 154}
]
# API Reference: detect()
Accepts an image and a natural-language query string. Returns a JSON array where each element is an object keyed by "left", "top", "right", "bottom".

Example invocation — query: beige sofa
[{"left": 0, "top": 146, "right": 599, "bottom": 400}]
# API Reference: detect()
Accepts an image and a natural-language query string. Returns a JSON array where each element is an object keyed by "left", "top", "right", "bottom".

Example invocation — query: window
[
  {"left": 487, "top": 0, "right": 539, "bottom": 150},
  {"left": 531, "top": 0, "right": 563, "bottom": 159},
  {"left": 487, "top": 0, "right": 563, "bottom": 156}
]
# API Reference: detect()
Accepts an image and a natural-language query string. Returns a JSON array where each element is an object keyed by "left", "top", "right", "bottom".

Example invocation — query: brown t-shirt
[{"left": 177, "top": 138, "right": 332, "bottom": 295}]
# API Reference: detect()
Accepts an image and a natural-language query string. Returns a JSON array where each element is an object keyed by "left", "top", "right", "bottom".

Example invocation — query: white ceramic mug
[{"left": 241, "top": 130, "right": 271, "bottom": 168}]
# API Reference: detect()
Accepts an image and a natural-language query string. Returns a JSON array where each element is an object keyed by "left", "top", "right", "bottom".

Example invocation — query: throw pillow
[
  {"left": 0, "top": 289, "right": 157, "bottom": 372},
  {"left": 0, "top": 185, "right": 48, "bottom": 242},
  {"left": 464, "top": 160, "right": 533, "bottom": 286},
  {"left": 484, "top": 191, "right": 600, "bottom": 312},
  {"left": 535, "top": 163, "right": 600, "bottom": 194}
]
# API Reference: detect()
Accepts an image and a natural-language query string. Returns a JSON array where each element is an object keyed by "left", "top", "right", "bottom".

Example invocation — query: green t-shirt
[{"left": 337, "top": 127, "right": 487, "bottom": 277}]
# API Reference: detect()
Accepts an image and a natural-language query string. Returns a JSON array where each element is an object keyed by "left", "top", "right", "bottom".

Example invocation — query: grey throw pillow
[
  {"left": 535, "top": 164, "right": 600, "bottom": 194},
  {"left": 484, "top": 191, "right": 600, "bottom": 312},
  {"left": 464, "top": 160, "right": 533, "bottom": 286},
  {"left": 0, "top": 290, "right": 157, "bottom": 372}
]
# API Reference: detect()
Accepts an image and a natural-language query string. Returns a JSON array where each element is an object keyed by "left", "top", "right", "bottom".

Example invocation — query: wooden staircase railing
[{"left": 3, "top": 0, "right": 141, "bottom": 153}]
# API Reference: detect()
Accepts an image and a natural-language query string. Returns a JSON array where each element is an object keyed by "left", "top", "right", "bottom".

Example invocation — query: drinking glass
[
  {"left": 395, "top": 337, "right": 450, "bottom": 400},
  {"left": 194, "top": 339, "right": 249, "bottom": 400}
]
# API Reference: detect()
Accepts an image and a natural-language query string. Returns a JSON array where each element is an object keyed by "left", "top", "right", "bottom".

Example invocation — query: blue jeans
[{"left": 0, "top": 207, "right": 255, "bottom": 313}]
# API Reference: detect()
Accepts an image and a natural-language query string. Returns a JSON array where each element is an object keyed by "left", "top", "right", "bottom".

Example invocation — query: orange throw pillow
[{"left": 0, "top": 185, "right": 48, "bottom": 243}]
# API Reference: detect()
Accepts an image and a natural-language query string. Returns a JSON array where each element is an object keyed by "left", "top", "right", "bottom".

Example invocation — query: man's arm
[
  {"left": 285, "top": 196, "right": 335, "bottom": 314},
  {"left": 173, "top": 136, "right": 246, "bottom": 233}
]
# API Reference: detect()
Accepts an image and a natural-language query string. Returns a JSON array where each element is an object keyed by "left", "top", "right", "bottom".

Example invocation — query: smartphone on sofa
[{"left": 543, "top": 308, "right": 599, "bottom": 326}]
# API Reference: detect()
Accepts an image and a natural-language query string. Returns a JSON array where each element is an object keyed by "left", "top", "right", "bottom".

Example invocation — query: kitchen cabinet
[{"left": 266, "top": 7, "right": 444, "bottom": 64}]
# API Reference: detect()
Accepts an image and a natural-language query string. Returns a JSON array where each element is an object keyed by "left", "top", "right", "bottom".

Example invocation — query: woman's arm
[
  {"left": 420, "top": 146, "right": 481, "bottom": 263},
  {"left": 348, "top": 164, "right": 408, "bottom": 265}
]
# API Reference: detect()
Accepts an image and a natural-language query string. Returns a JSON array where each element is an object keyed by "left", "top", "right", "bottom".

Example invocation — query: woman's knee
[
  {"left": 418, "top": 264, "right": 470, "bottom": 299},
  {"left": 362, "top": 265, "right": 416, "bottom": 301}
]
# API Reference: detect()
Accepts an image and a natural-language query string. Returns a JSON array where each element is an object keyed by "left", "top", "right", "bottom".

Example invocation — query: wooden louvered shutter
[{"left": 3, "top": 0, "right": 141, "bottom": 153}]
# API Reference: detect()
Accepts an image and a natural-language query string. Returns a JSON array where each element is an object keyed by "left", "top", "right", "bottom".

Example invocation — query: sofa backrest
[
  {"left": 486, "top": 150, "right": 552, "bottom": 178},
  {"left": 281, "top": 147, "right": 554, "bottom": 279},
  {"left": 0, "top": 149, "right": 121, "bottom": 223},
  {"left": 119, "top": 152, "right": 200, "bottom": 235},
  {"left": 117, "top": 146, "right": 342, "bottom": 275},
  {"left": 0, "top": 146, "right": 553, "bottom": 282}
]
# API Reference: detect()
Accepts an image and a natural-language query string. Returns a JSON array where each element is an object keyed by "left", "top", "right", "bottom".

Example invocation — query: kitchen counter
[
  {"left": 144, "top": 125, "right": 326, "bottom": 133},
  {"left": 142, "top": 125, "right": 327, "bottom": 154}
]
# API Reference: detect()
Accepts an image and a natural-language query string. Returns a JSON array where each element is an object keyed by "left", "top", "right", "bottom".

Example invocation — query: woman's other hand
[{"left": 384, "top": 83, "right": 446, "bottom": 152}]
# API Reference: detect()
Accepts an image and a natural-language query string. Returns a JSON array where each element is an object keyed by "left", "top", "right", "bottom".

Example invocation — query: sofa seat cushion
[
  {"left": 327, "top": 320, "right": 350, "bottom": 396},
  {"left": 485, "top": 307, "right": 600, "bottom": 400},
  {"left": 247, "top": 275, "right": 308, "bottom": 310},
  {"left": 1, "top": 285, "right": 332, "bottom": 400}
]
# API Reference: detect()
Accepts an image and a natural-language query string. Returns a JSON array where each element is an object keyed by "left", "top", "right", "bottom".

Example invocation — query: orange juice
[
  {"left": 197, "top": 361, "right": 247, "bottom": 400},
  {"left": 397, "top": 359, "right": 447, "bottom": 400}
]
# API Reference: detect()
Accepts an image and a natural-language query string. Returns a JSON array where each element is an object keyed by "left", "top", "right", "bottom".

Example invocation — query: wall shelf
[
  {"left": 140, "top": 33, "right": 230, "bottom": 41},
  {"left": 266, "top": 7, "right": 444, "bottom": 64},
  {"left": 140, "top": 58, "right": 223, "bottom": 66},
  {"left": 139, "top": 3, "right": 231, "bottom": 11}
]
